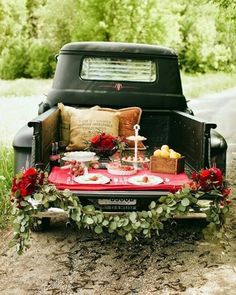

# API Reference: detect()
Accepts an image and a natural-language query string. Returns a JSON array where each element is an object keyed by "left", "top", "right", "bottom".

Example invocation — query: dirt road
[
  {"left": 188, "top": 87, "right": 236, "bottom": 168},
  {"left": 1, "top": 203, "right": 236, "bottom": 295}
]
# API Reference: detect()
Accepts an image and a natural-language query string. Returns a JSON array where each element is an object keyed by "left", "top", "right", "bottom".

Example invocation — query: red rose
[
  {"left": 91, "top": 134, "right": 101, "bottom": 145},
  {"left": 23, "top": 167, "right": 37, "bottom": 178},
  {"left": 200, "top": 169, "right": 210, "bottom": 180}
]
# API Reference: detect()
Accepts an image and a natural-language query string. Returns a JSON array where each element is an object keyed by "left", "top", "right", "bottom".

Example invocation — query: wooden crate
[{"left": 150, "top": 156, "right": 185, "bottom": 174}]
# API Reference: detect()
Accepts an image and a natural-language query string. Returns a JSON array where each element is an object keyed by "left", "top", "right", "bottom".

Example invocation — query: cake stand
[{"left": 122, "top": 124, "right": 149, "bottom": 169}]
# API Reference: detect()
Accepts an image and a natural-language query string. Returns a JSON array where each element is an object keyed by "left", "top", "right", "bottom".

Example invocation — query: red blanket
[{"left": 49, "top": 167, "right": 190, "bottom": 192}]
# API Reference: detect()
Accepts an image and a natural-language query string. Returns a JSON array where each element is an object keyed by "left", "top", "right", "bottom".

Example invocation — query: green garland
[{"left": 11, "top": 184, "right": 228, "bottom": 255}]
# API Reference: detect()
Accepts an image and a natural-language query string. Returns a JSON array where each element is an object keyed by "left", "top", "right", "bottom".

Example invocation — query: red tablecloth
[{"left": 49, "top": 167, "right": 190, "bottom": 192}]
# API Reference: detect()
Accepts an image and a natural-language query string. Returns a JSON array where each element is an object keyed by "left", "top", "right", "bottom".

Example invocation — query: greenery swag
[{"left": 10, "top": 167, "right": 231, "bottom": 254}]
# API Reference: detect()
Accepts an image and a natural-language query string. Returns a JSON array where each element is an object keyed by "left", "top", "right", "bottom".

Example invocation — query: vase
[{"left": 91, "top": 147, "right": 118, "bottom": 161}]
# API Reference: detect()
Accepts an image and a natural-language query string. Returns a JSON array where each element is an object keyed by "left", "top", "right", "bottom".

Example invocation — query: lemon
[
  {"left": 160, "top": 149, "right": 170, "bottom": 158},
  {"left": 161, "top": 144, "right": 169, "bottom": 151},
  {"left": 153, "top": 149, "right": 162, "bottom": 157},
  {"left": 170, "top": 151, "right": 181, "bottom": 159},
  {"left": 176, "top": 152, "right": 181, "bottom": 159}
]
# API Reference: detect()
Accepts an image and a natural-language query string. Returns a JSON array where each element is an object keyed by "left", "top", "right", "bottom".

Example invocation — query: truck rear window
[{"left": 80, "top": 57, "right": 156, "bottom": 82}]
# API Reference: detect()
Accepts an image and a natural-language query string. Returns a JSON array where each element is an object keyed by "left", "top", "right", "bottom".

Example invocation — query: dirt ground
[{"left": 0, "top": 172, "right": 236, "bottom": 295}]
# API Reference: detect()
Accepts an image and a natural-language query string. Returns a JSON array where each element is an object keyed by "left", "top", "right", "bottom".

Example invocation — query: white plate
[
  {"left": 62, "top": 156, "right": 99, "bottom": 162},
  {"left": 63, "top": 151, "right": 96, "bottom": 161},
  {"left": 73, "top": 173, "right": 110, "bottom": 184},
  {"left": 128, "top": 175, "right": 163, "bottom": 186}
]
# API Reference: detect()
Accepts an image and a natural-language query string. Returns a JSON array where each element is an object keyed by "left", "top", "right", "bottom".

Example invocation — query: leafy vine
[{"left": 10, "top": 167, "right": 231, "bottom": 254}]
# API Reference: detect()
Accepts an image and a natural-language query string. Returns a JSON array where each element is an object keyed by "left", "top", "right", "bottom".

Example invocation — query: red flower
[
  {"left": 91, "top": 134, "right": 101, "bottom": 145},
  {"left": 89, "top": 133, "right": 118, "bottom": 150},
  {"left": 200, "top": 169, "right": 211, "bottom": 179},
  {"left": 190, "top": 167, "right": 231, "bottom": 208},
  {"left": 10, "top": 168, "right": 47, "bottom": 209},
  {"left": 23, "top": 167, "right": 37, "bottom": 177}
]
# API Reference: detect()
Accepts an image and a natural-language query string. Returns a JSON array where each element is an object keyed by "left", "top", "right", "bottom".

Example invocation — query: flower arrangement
[
  {"left": 190, "top": 167, "right": 231, "bottom": 207},
  {"left": 10, "top": 166, "right": 231, "bottom": 254},
  {"left": 87, "top": 132, "right": 127, "bottom": 158},
  {"left": 11, "top": 168, "right": 47, "bottom": 209}
]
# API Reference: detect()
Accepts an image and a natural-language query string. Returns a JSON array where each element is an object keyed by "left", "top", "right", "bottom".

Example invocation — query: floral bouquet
[
  {"left": 11, "top": 168, "right": 47, "bottom": 209},
  {"left": 190, "top": 167, "right": 231, "bottom": 207},
  {"left": 87, "top": 132, "right": 127, "bottom": 159}
]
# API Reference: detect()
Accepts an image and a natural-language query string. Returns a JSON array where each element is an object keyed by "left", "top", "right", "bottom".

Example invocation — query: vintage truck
[{"left": 13, "top": 42, "right": 227, "bottom": 215}]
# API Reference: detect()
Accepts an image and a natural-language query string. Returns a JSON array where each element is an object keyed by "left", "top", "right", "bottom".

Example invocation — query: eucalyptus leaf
[
  {"left": 143, "top": 229, "right": 149, "bottom": 235},
  {"left": 178, "top": 204, "right": 186, "bottom": 212},
  {"left": 92, "top": 215, "right": 98, "bottom": 223},
  {"left": 109, "top": 221, "right": 117, "bottom": 231},
  {"left": 181, "top": 198, "right": 190, "bottom": 207},
  {"left": 94, "top": 225, "right": 103, "bottom": 234},
  {"left": 148, "top": 211, "right": 152, "bottom": 218},
  {"left": 20, "top": 201, "right": 28, "bottom": 207},
  {"left": 156, "top": 207, "right": 163, "bottom": 214},
  {"left": 84, "top": 216, "right": 94, "bottom": 225},
  {"left": 135, "top": 221, "right": 141, "bottom": 228},
  {"left": 97, "top": 214, "right": 103, "bottom": 223},
  {"left": 159, "top": 196, "right": 167, "bottom": 203},
  {"left": 141, "top": 211, "right": 148, "bottom": 218},
  {"left": 34, "top": 193, "right": 43, "bottom": 201},
  {"left": 129, "top": 212, "right": 137, "bottom": 223},
  {"left": 151, "top": 209, "right": 157, "bottom": 216},
  {"left": 114, "top": 216, "right": 120, "bottom": 222},
  {"left": 102, "top": 219, "right": 109, "bottom": 226},
  {"left": 141, "top": 221, "right": 150, "bottom": 229},
  {"left": 149, "top": 201, "right": 156, "bottom": 209},
  {"left": 117, "top": 220, "right": 124, "bottom": 227},
  {"left": 125, "top": 233, "right": 132, "bottom": 241},
  {"left": 122, "top": 218, "right": 129, "bottom": 227},
  {"left": 48, "top": 195, "right": 57, "bottom": 202},
  {"left": 43, "top": 202, "right": 49, "bottom": 208},
  {"left": 83, "top": 205, "right": 95, "bottom": 213}
]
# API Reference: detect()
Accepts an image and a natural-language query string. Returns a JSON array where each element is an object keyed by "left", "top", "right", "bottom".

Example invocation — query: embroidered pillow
[{"left": 66, "top": 108, "right": 119, "bottom": 150}]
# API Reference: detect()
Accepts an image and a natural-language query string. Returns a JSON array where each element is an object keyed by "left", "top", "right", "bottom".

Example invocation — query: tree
[{"left": 73, "top": 0, "right": 165, "bottom": 44}]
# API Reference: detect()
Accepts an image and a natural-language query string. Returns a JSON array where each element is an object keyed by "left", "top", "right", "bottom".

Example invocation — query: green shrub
[
  {"left": 25, "top": 41, "right": 56, "bottom": 78},
  {"left": 0, "top": 41, "right": 29, "bottom": 79},
  {"left": 0, "top": 146, "right": 14, "bottom": 228}
]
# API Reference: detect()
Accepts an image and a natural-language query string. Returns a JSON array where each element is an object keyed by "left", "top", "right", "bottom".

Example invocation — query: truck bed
[{"left": 25, "top": 107, "right": 216, "bottom": 174}]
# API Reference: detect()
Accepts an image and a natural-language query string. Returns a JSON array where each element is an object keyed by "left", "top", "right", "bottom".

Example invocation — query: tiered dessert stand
[{"left": 122, "top": 124, "right": 149, "bottom": 169}]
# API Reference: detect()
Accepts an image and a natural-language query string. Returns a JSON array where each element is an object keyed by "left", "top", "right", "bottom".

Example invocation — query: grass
[
  {"left": 0, "top": 78, "right": 52, "bottom": 97},
  {"left": 0, "top": 72, "right": 236, "bottom": 99},
  {"left": 0, "top": 146, "right": 14, "bottom": 229},
  {"left": 181, "top": 71, "right": 236, "bottom": 99}
]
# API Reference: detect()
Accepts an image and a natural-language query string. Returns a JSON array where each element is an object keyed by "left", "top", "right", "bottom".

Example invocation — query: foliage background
[{"left": 0, "top": 0, "right": 235, "bottom": 79}]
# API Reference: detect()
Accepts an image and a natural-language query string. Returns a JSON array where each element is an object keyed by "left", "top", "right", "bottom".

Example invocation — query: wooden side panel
[{"left": 41, "top": 109, "right": 60, "bottom": 165}]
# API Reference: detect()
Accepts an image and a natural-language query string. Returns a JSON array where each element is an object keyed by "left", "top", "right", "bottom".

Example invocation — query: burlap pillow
[
  {"left": 66, "top": 108, "right": 119, "bottom": 151},
  {"left": 96, "top": 106, "right": 145, "bottom": 149},
  {"left": 58, "top": 103, "right": 77, "bottom": 147},
  {"left": 58, "top": 103, "right": 100, "bottom": 147}
]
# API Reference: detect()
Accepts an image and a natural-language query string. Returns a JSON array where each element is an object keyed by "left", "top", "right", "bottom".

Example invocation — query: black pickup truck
[{"left": 13, "top": 42, "right": 227, "bottom": 212}]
